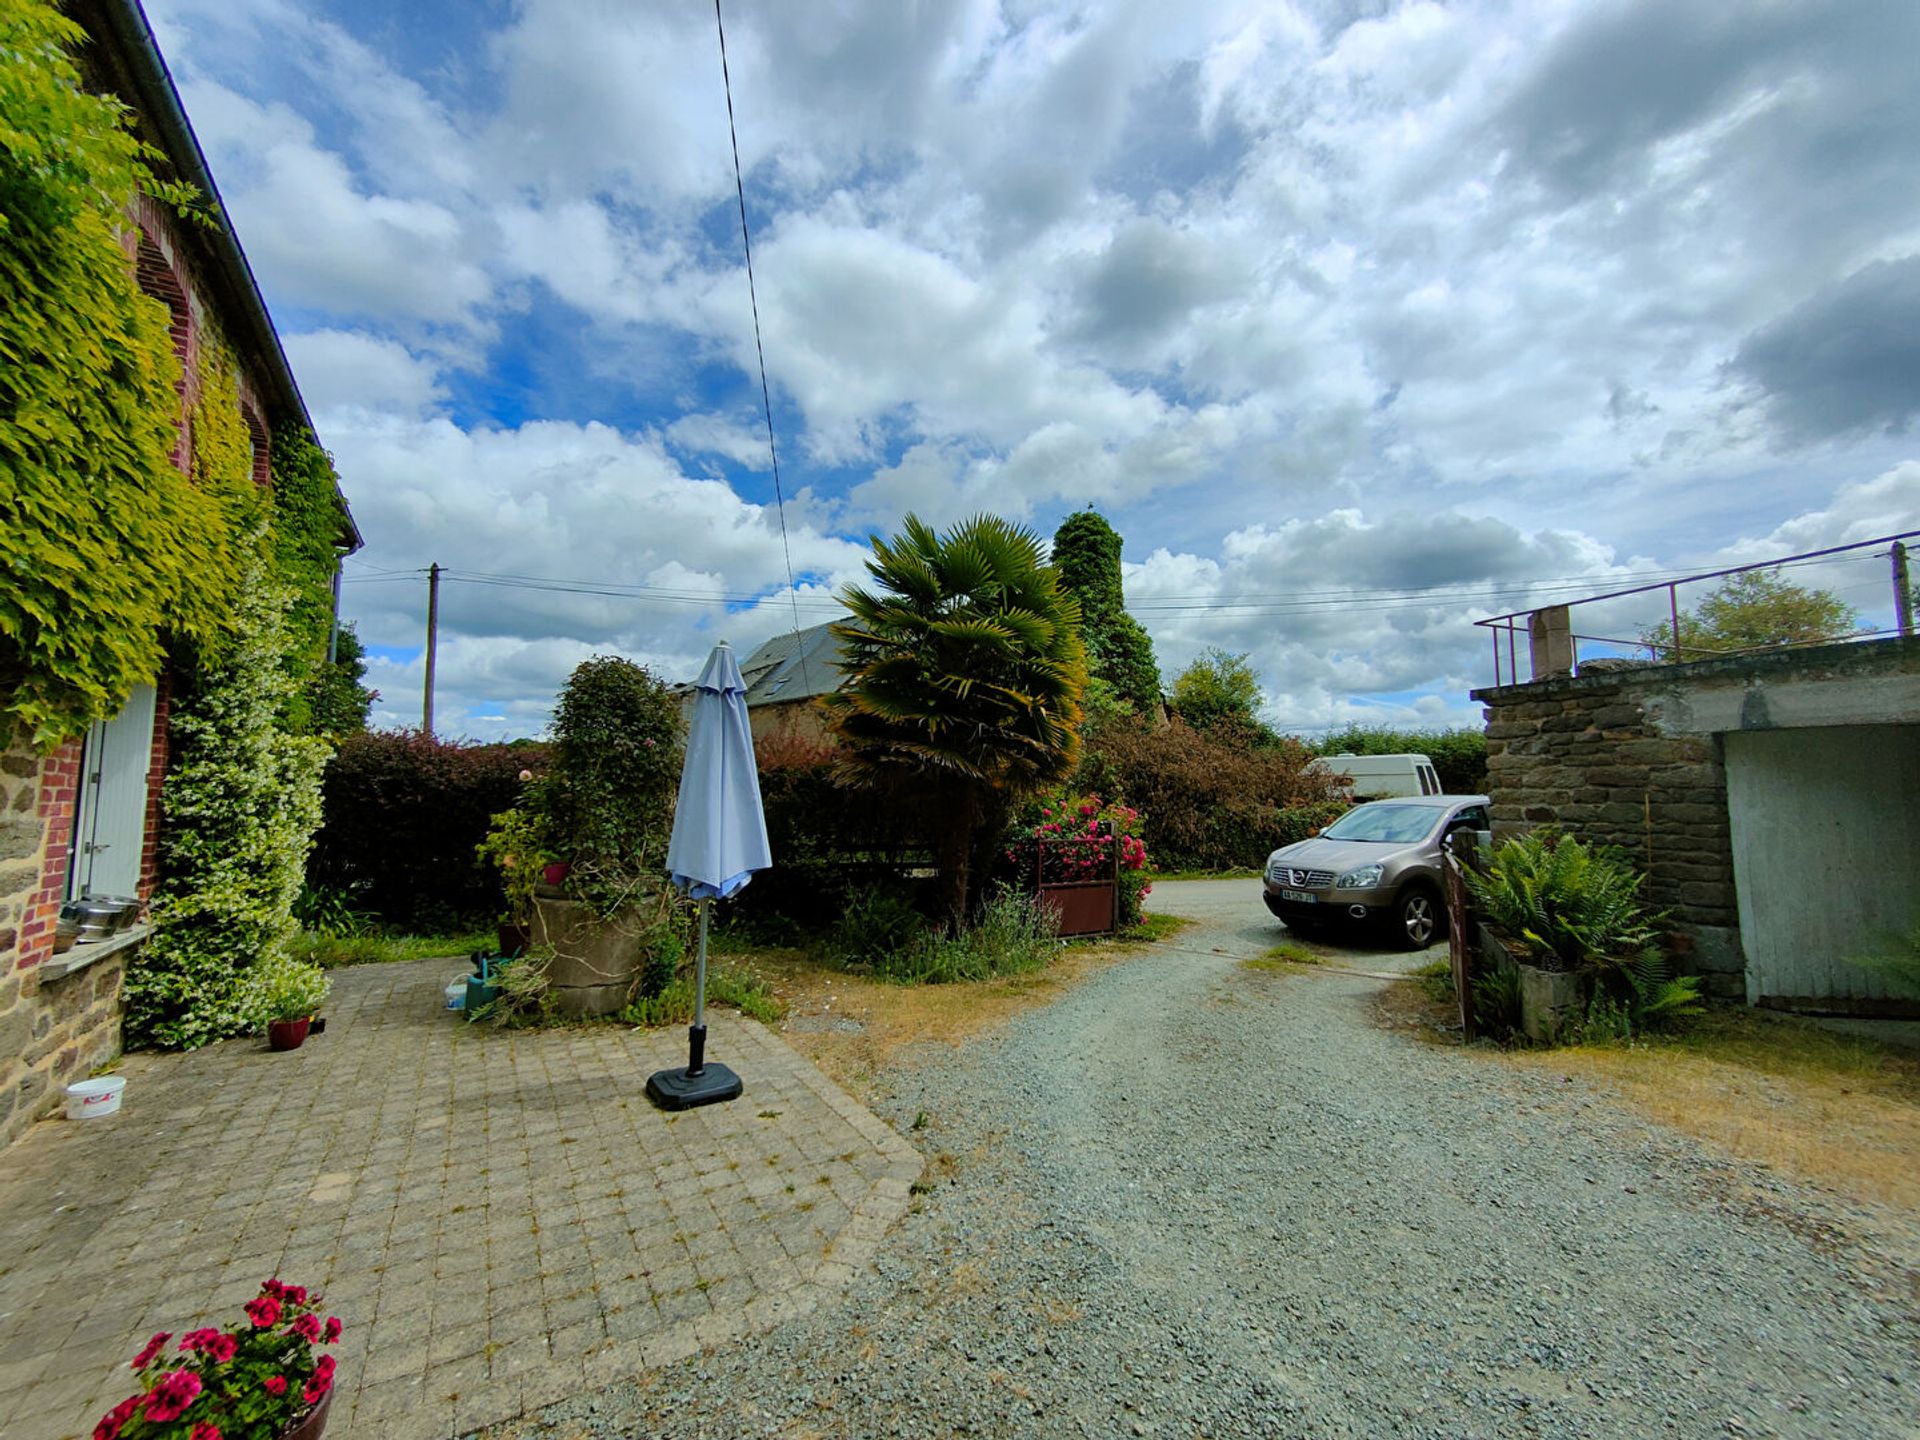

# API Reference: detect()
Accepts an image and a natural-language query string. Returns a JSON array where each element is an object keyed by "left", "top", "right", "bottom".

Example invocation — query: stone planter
[
  {"left": 1475, "top": 922, "right": 1589, "bottom": 1043},
  {"left": 531, "top": 896, "right": 643, "bottom": 1016},
  {"left": 1516, "top": 963, "right": 1588, "bottom": 1044}
]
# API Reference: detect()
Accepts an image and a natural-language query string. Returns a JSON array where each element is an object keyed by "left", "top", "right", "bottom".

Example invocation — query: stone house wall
[
  {"left": 0, "top": 731, "right": 129, "bottom": 1148},
  {"left": 1475, "top": 637, "right": 1920, "bottom": 1001}
]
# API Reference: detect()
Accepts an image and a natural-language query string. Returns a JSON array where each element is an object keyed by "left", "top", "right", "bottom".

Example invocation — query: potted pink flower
[{"left": 90, "top": 1279, "right": 343, "bottom": 1440}]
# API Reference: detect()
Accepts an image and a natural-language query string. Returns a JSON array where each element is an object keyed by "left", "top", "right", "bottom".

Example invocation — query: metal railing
[{"left": 1475, "top": 530, "right": 1918, "bottom": 688}]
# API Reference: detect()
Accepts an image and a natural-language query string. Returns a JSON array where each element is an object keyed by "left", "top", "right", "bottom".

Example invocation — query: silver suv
[{"left": 1262, "top": 795, "right": 1491, "bottom": 949}]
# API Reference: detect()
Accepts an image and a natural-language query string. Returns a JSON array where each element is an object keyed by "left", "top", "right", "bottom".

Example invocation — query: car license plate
[{"left": 1280, "top": 888, "right": 1316, "bottom": 904}]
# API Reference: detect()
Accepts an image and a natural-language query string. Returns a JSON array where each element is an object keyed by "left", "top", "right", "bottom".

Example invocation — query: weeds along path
[{"left": 494, "top": 881, "right": 1919, "bottom": 1440}]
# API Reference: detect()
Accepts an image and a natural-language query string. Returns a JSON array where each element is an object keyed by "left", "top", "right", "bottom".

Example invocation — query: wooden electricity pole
[
  {"left": 423, "top": 562, "right": 441, "bottom": 736},
  {"left": 1895, "top": 541, "right": 1913, "bottom": 638}
]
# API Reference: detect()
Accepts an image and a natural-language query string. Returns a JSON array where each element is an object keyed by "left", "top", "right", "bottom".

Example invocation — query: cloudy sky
[{"left": 148, "top": 0, "right": 1920, "bottom": 740}]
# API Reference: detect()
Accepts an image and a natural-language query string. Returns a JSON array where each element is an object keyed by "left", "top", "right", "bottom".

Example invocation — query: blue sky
[{"left": 146, "top": 0, "right": 1920, "bottom": 740}]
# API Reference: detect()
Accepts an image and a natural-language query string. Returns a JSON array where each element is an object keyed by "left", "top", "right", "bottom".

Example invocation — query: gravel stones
[{"left": 485, "top": 884, "right": 1918, "bottom": 1440}]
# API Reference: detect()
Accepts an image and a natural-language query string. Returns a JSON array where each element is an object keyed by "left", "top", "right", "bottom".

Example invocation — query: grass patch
[
  {"left": 621, "top": 966, "right": 786, "bottom": 1027},
  {"left": 292, "top": 929, "right": 490, "bottom": 969},
  {"left": 1116, "top": 912, "right": 1194, "bottom": 943},
  {"left": 1408, "top": 957, "right": 1455, "bottom": 1004},
  {"left": 1506, "top": 1006, "right": 1920, "bottom": 1213},
  {"left": 1245, "top": 941, "right": 1323, "bottom": 972}
]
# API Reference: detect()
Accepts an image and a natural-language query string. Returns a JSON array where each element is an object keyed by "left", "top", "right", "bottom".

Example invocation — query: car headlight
[{"left": 1335, "top": 864, "right": 1383, "bottom": 889}]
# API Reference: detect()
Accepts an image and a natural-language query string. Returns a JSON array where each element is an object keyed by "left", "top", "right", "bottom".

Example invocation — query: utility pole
[
  {"left": 423, "top": 562, "right": 441, "bottom": 736},
  {"left": 1895, "top": 542, "right": 1914, "bottom": 638}
]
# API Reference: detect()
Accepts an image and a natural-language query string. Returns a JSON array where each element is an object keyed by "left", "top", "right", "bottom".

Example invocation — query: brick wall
[
  {"left": 137, "top": 672, "right": 172, "bottom": 900},
  {"left": 0, "top": 728, "right": 128, "bottom": 1149}
]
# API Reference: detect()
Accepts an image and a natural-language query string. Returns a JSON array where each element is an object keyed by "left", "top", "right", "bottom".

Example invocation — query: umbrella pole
[
  {"left": 688, "top": 896, "right": 710, "bottom": 1076},
  {"left": 647, "top": 894, "right": 740, "bottom": 1109}
]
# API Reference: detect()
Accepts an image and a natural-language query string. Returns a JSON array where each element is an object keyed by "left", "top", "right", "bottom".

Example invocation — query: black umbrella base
[{"left": 646, "top": 1062, "right": 743, "bottom": 1110}]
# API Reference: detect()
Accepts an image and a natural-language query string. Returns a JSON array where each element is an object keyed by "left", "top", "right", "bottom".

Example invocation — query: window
[{"left": 68, "top": 686, "right": 158, "bottom": 901}]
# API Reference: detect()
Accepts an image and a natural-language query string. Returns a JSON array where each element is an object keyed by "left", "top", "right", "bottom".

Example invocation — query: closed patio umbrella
[{"left": 647, "top": 639, "right": 771, "bottom": 1109}]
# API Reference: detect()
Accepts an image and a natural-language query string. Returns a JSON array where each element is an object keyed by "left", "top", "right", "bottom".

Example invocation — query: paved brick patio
[{"left": 0, "top": 959, "right": 921, "bottom": 1440}]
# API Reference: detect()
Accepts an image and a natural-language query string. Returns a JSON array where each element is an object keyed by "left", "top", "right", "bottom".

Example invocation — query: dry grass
[
  {"left": 741, "top": 938, "right": 1149, "bottom": 1097},
  {"left": 1504, "top": 1008, "right": 1920, "bottom": 1214}
]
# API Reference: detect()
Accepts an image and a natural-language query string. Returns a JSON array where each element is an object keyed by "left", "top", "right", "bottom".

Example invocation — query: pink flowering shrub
[
  {"left": 90, "top": 1279, "right": 341, "bottom": 1440},
  {"left": 1003, "top": 792, "right": 1151, "bottom": 926}
]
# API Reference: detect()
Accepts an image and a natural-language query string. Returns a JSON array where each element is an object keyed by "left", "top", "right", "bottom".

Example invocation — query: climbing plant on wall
[
  {"left": 268, "top": 425, "right": 353, "bottom": 727},
  {"left": 125, "top": 556, "right": 332, "bottom": 1050},
  {"left": 1051, "top": 510, "right": 1161, "bottom": 715},
  {"left": 0, "top": 0, "right": 226, "bottom": 746}
]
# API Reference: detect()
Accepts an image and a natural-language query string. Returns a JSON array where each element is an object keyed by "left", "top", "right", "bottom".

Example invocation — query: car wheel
[{"left": 1394, "top": 886, "right": 1443, "bottom": 950}]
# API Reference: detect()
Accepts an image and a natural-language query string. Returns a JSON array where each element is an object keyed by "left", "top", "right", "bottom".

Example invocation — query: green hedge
[{"left": 306, "top": 731, "right": 550, "bottom": 930}]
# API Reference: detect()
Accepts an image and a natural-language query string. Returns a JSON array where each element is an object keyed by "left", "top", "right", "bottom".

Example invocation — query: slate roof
[{"left": 738, "top": 621, "right": 849, "bottom": 706}]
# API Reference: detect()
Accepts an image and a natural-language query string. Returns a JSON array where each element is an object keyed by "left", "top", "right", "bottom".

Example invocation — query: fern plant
[{"left": 1466, "top": 832, "right": 1662, "bottom": 975}]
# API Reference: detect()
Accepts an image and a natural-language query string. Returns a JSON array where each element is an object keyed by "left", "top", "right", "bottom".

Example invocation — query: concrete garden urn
[{"left": 531, "top": 895, "right": 644, "bottom": 1015}]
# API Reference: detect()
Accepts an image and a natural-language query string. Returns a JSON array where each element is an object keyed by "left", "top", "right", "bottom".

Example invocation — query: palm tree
[{"left": 822, "top": 513, "right": 1087, "bottom": 928}]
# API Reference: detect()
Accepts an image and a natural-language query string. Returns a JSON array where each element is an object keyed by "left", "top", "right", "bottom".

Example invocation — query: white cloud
[
  {"left": 283, "top": 330, "right": 447, "bottom": 419},
  {"left": 138, "top": 0, "right": 1920, "bottom": 737}
]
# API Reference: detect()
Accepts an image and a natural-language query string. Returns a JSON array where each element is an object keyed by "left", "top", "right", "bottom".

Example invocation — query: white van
[{"left": 1314, "top": 753, "right": 1443, "bottom": 799}]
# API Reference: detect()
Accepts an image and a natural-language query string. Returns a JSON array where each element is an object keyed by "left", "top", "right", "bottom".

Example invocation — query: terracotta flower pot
[
  {"left": 282, "top": 1383, "right": 333, "bottom": 1440},
  {"left": 268, "top": 1017, "right": 312, "bottom": 1052}
]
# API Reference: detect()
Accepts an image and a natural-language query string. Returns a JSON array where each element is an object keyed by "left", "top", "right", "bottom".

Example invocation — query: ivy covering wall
[
  {"left": 0, "top": 0, "right": 229, "bottom": 746},
  {"left": 1, "top": 1, "right": 359, "bottom": 1045}
]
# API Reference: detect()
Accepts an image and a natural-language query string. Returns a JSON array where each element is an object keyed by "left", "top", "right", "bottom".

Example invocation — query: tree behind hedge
[
  {"left": 1051, "top": 510, "right": 1161, "bottom": 713},
  {"left": 306, "top": 731, "right": 548, "bottom": 930},
  {"left": 1083, "top": 718, "right": 1346, "bottom": 871}
]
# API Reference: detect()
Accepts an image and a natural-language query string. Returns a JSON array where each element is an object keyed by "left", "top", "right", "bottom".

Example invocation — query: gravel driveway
[{"left": 493, "top": 880, "right": 1918, "bottom": 1439}]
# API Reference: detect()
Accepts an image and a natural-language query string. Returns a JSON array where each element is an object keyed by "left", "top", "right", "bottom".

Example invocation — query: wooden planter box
[{"left": 1036, "top": 880, "right": 1117, "bottom": 938}]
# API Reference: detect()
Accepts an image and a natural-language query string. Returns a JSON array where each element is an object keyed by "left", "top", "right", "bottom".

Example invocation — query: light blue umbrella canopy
[{"left": 666, "top": 640, "right": 772, "bottom": 900}]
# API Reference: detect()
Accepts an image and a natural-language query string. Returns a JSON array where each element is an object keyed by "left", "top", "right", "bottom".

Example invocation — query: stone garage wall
[{"left": 1472, "top": 636, "right": 1920, "bottom": 1001}]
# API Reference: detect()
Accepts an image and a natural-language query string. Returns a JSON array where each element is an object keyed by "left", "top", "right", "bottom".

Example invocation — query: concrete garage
[
  {"left": 1725, "top": 724, "right": 1920, "bottom": 1010},
  {"left": 1475, "top": 636, "right": 1920, "bottom": 1014}
]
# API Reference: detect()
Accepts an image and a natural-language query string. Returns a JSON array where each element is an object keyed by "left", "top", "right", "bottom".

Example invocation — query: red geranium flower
[
  {"left": 292, "top": 1312, "right": 323, "bottom": 1342},
  {"left": 323, "top": 1316, "right": 343, "bottom": 1343},
  {"left": 130, "top": 1332, "right": 171, "bottom": 1368},
  {"left": 263, "top": 1375, "right": 288, "bottom": 1397},
  {"left": 143, "top": 1370, "right": 203, "bottom": 1423},
  {"left": 191, "top": 1423, "right": 222, "bottom": 1440},
  {"left": 244, "top": 1295, "right": 282, "bottom": 1329},
  {"left": 92, "top": 1394, "right": 141, "bottom": 1440},
  {"left": 205, "top": 1332, "right": 238, "bottom": 1363}
]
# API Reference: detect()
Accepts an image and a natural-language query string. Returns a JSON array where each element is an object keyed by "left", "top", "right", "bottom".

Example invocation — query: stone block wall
[
  {"left": 1479, "top": 678, "right": 1742, "bottom": 995},
  {"left": 1475, "top": 637, "right": 1920, "bottom": 1002},
  {"left": 0, "top": 729, "right": 128, "bottom": 1149}
]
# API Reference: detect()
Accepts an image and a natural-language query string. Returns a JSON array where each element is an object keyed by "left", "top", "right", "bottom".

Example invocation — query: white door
[{"left": 69, "top": 685, "right": 157, "bottom": 900}]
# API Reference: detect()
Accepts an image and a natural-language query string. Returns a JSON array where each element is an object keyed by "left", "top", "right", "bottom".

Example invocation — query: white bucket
[
  {"left": 444, "top": 976, "right": 467, "bottom": 1010},
  {"left": 65, "top": 1076, "right": 126, "bottom": 1119}
]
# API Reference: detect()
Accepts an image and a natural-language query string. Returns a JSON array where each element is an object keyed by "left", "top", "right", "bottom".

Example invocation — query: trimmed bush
[
  {"left": 726, "top": 734, "right": 940, "bottom": 936},
  {"left": 1082, "top": 719, "right": 1346, "bottom": 871},
  {"left": 306, "top": 731, "right": 548, "bottom": 930}
]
